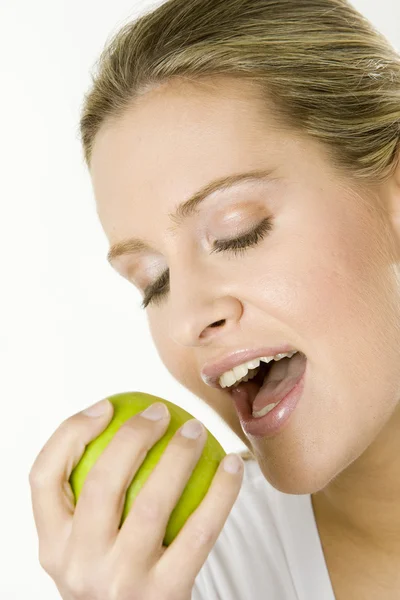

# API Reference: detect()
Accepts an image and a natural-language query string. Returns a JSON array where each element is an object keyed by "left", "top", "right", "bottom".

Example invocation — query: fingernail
[
  {"left": 83, "top": 398, "right": 110, "bottom": 417},
  {"left": 180, "top": 419, "right": 204, "bottom": 439},
  {"left": 140, "top": 402, "right": 169, "bottom": 421},
  {"left": 223, "top": 454, "right": 243, "bottom": 474}
]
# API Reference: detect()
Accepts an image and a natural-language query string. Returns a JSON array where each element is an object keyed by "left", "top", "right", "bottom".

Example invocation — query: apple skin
[{"left": 69, "top": 391, "right": 226, "bottom": 546}]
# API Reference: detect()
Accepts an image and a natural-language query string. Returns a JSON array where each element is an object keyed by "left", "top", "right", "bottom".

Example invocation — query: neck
[{"left": 311, "top": 404, "right": 400, "bottom": 556}]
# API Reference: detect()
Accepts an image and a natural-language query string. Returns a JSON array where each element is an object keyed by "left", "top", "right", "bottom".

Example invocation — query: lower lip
[{"left": 231, "top": 364, "right": 307, "bottom": 438}]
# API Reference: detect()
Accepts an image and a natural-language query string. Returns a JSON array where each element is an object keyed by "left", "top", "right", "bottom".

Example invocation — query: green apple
[{"left": 69, "top": 391, "right": 226, "bottom": 546}]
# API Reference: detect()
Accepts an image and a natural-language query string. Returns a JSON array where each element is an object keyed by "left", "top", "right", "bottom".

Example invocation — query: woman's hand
[{"left": 29, "top": 400, "right": 244, "bottom": 600}]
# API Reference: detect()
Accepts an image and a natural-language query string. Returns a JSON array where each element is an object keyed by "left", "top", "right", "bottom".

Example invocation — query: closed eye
[
  {"left": 211, "top": 216, "right": 273, "bottom": 256},
  {"left": 140, "top": 216, "right": 273, "bottom": 309}
]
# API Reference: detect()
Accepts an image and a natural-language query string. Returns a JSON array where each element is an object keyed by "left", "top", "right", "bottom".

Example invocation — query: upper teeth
[{"left": 219, "top": 351, "right": 298, "bottom": 389}]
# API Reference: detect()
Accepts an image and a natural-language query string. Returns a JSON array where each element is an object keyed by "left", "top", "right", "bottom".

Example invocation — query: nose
[{"left": 167, "top": 262, "right": 243, "bottom": 347}]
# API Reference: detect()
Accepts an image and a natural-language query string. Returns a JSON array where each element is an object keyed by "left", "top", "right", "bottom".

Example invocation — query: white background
[{"left": 1, "top": 0, "right": 399, "bottom": 597}]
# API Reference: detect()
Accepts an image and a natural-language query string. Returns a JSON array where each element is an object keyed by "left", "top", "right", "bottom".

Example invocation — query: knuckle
[
  {"left": 38, "top": 547, "right": 59, "bottom": 575},
  {"left": 63, "top": 564, "right": 92, "bottom": 598},
  {"left": 116, "top": 421, "right": 141, "bottom": 444},
  {"left": 116, "top": 424, "right": 150, "bottom": 455},
  {"left": 190, "top": 524, "right": 214, "bottom": 549},
  {"left": 58, "top": 414, "right": 76, "bottom": 432},
  {"left": 58, "top": 413, "right": 83, "bottom": 438},
  {"left": 133, "top": 495, "right": 162, "bottom": 522},
  {"left": 81, "top": 472, "right": 112, "bottom": 497},
  {"left": 29, "top": 466, "right": 48, "bottom": 489},
  {"left": 119, "top": 416, "right": 148, "bottom": 439},
  {"left": 29, "top": 448, "right": 49, "bottom": 485},
  {"left": 81, "top": 469, "right": 127, "bottom": 503}
]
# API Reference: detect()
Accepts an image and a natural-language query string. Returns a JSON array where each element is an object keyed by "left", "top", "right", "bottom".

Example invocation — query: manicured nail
[
  {"left": 140, "top": 402, "right": 169, "bottom": 421},
  {"left": 83, "top": 398, "right": 110, "bottom": 417},
  {"left": 180, "top": 419, "right": 204, "bottom": 439},
  {"left": 223, "top": 454, "right": 243, "bottom": 474}
]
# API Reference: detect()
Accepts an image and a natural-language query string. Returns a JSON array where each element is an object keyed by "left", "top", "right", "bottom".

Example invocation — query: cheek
[
  {"left": 261, "top": 199, "right": 385, "bottom": 350},
  {"left": 253, "top": 199, "right": 400, "bottom": 417},
  {"left": 250, "top": 239, "right": 360, "bottom": 348},
  {"left": 279, "top": 202, "right": 400, "bottom": 407}
]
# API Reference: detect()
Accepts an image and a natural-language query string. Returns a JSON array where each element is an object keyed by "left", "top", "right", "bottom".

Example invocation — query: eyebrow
[{"left": 107, "top": 167, "right": 277, "bottom": 264}]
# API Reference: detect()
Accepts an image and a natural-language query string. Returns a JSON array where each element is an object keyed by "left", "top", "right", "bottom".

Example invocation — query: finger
[
  {"left": 70, "top": 403, "right": 171, "bottom": 554},
  {"left": 28, "top": 399, "right": 114, "bottom": 552},
  {"left": 116, "top": 419, "right": 208, "bottom": 563},
  {"left": 155, "top": 453, "right": 244, "bottom": 588}
]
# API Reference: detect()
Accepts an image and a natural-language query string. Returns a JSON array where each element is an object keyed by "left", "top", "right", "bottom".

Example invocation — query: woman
[{"left": 29, "top": 0, "right": 400, "bottom": 598}]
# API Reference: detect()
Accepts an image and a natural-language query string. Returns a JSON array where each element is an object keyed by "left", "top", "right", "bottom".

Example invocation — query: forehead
[{"left": 89, "top": 78, "right": 313, "bottom": 241}]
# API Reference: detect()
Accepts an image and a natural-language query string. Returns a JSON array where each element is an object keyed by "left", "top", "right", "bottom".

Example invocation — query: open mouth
[
  {"left": 252, "top": 359, "right": 272, "bottom": 387},
  {"left": 228, "top": 355, "right": 287, "bottom": 391},
  {"left": 226, "top": 352, "right": 307, "bottom": 413}
]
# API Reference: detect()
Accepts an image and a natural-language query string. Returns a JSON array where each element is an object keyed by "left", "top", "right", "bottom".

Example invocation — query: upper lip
[{"left": 201, "top": 344, "right": 300, "bottom": 389}]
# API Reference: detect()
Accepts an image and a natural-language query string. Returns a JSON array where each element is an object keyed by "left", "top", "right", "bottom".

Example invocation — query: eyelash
[{"left": 140, "top": 216, "right": 273, "bottom": 309}]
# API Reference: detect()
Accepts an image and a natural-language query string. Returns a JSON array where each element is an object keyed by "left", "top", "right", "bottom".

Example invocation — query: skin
[{"left": 90, "top": 77, "right": 400, "bottom": 588}]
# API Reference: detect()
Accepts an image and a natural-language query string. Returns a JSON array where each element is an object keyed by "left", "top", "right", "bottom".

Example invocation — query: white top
[{"left": 192, "top": 458, "right": 336, "bottom": 600}]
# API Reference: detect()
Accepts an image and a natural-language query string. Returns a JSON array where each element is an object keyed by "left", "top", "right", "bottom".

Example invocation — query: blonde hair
[
  {"left": 79, "top": 0, "right": 400, "bottom": 463},
  {"left": 79, "top": 0, "right": 400, "bottom": 184}
]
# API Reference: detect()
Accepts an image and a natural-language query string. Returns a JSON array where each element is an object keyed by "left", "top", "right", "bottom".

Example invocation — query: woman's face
[{"left": 90, "top": 77, "right": 400, "bottom": 494}]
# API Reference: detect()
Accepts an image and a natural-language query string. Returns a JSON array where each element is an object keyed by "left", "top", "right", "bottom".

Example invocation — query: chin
[
  {"left": 250, "top": 427, "right": 375, "bottom": 494},
  {"left": 256, "top": 457, "right": 337, "bottom": 495},
  {"left": 248, "top": 431, "right": 357, "bottom": 495}
]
